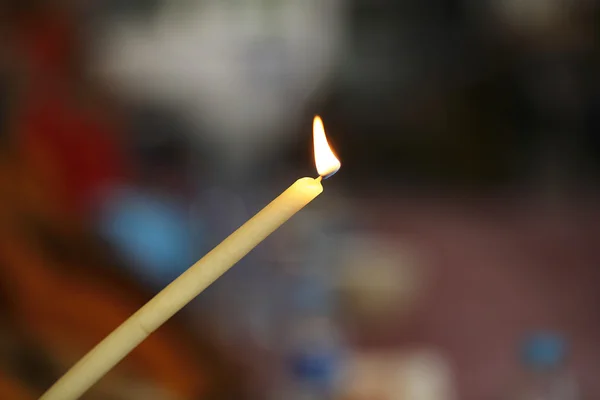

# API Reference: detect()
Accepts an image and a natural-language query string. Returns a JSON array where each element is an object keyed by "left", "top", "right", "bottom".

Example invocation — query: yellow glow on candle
[{"left": 313, "top": 116, "right": 341, "bottom": 178}]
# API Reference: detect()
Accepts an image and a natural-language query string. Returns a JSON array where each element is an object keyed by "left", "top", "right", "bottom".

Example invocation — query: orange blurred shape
[
  {"left": 0, "top": 373, "right": 34, "bottom": 400},
  {"left": 0, "top": 152, "right": 231, "bottom": 398}
]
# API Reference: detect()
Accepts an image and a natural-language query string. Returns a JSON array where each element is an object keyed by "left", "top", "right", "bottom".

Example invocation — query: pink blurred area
[{"left": 358, "top": 193, "right": 600, "bottom": 399}]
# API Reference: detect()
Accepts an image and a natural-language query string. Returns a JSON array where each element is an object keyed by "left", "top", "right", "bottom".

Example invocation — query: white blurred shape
[
  {"left": 341, "top": 350, "right": 457, "bottom": 400},
  {"left": 397, "top": 351, "right": 457, "bottom": 400},
  {"left": 94, "top": 0, "right": 347, "bottom": 171}
]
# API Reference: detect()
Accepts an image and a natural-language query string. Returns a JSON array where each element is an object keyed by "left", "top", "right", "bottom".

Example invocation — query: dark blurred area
[{"left": 0, "top": 0, "right": 599, "bottom": 399}]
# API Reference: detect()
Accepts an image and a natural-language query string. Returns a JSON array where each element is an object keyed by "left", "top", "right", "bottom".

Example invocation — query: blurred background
[{"left": 0, "top": 0, "right": 599, "bottom": 399}]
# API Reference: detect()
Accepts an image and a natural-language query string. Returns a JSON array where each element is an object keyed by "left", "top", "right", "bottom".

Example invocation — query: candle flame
[{"left": 313, "top": 116, "right": 341, "bottom": 178}]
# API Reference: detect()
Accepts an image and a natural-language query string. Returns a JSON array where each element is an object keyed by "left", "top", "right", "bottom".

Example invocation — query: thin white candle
[{"left": 40, "top": 116, "right": 341, "bottom": 400}]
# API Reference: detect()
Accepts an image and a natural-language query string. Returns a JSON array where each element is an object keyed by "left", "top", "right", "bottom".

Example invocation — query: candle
[{"left": 40, "top": 116, "right": 341, "bottom": 400}]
